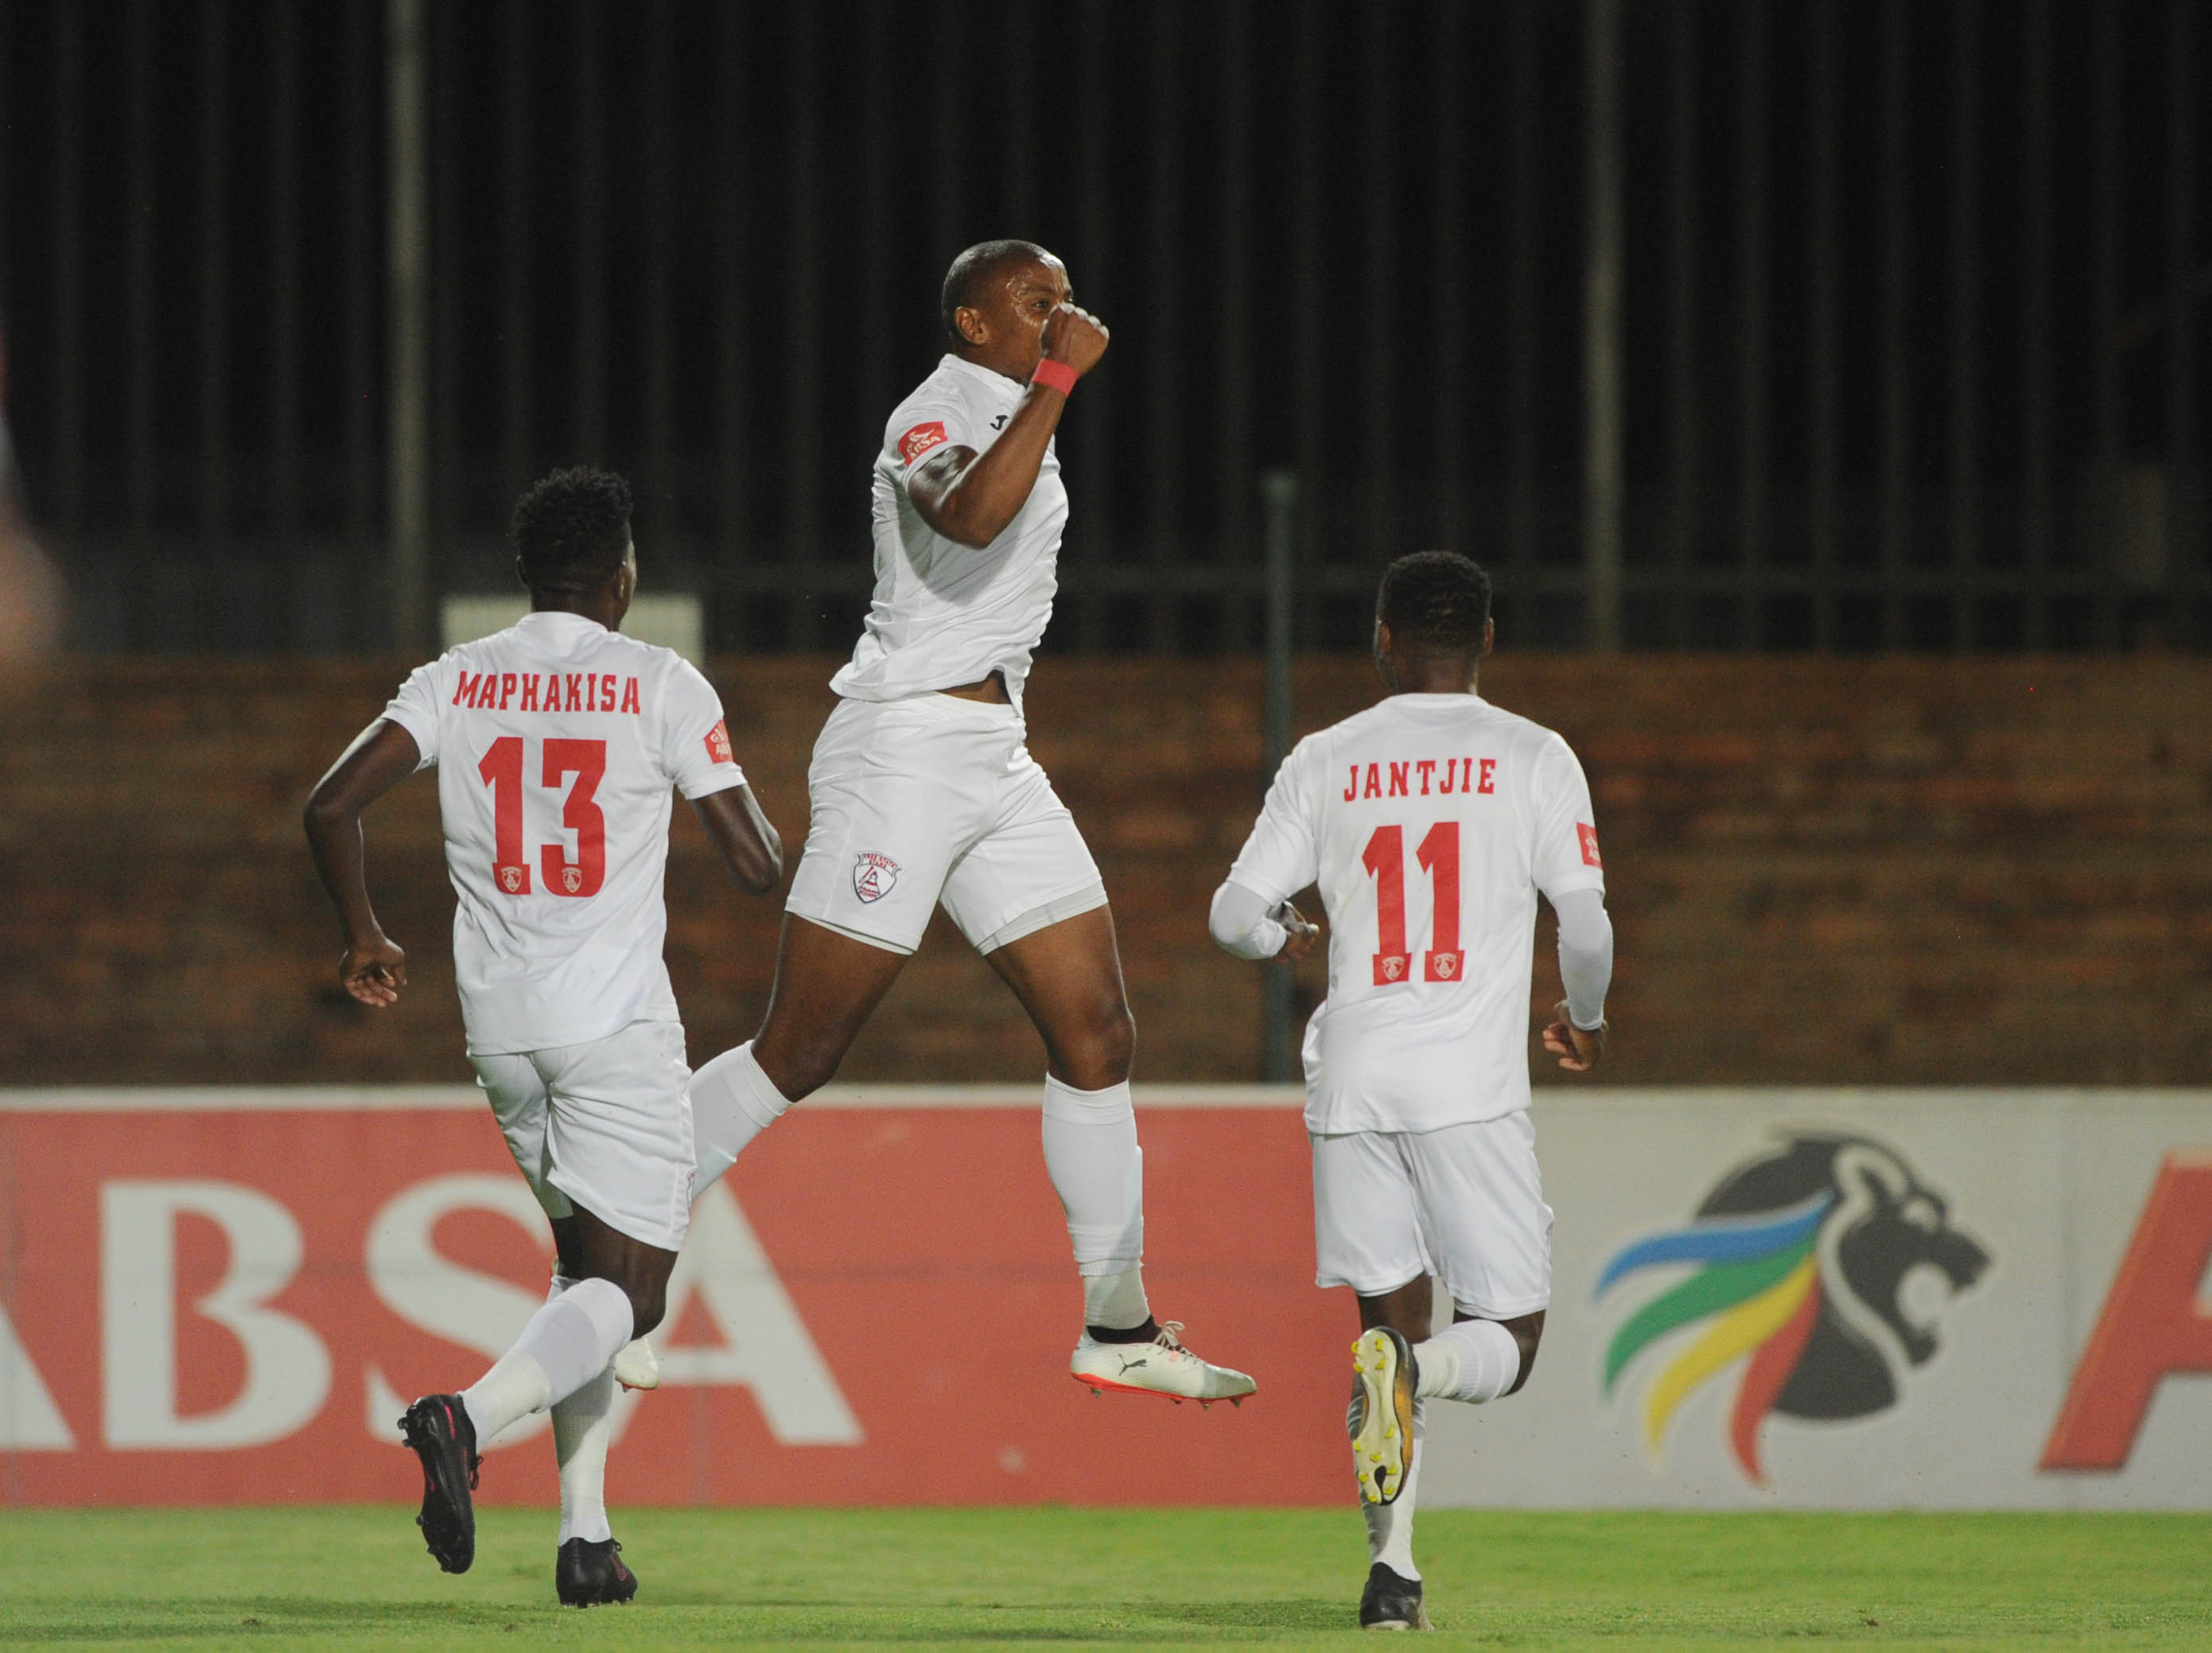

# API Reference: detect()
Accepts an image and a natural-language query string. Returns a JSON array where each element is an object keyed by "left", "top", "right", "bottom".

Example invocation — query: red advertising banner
[{"left": 0, "top": 1089, "right": 1343, "bottom": 1507}]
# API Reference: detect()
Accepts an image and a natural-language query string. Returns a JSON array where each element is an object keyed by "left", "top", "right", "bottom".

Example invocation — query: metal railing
[{"left": 2, "top": 0, "right": 2205, "bottom": 655}]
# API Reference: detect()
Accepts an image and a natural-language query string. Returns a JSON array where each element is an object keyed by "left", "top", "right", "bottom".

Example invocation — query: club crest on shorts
[{"left": 853, "top": 850, "right": 900, "bottom": 904}]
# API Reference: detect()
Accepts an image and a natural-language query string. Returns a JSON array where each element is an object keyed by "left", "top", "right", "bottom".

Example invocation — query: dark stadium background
[
  {"left": 0, "top": 0, "right": 2204, "bottom": 1090},
  {"left": 5, "top": 0, "right": 2207, "bottom": 655}
]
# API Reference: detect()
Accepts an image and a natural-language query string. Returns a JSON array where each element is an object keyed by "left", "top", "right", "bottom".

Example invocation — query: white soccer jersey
[
  {"left": 1224, "top": 692, "right": 1604, "bottom": 1134},
  {"left": 830, "top": 354, "right": 1068, "bottom": 710},
  {"left": 379, "top": 610, "right": 748, "bottom": 1056}
]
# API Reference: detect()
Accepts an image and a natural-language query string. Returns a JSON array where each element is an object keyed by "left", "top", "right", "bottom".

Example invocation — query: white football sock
[
  {"left": 534, "top": 1273, "right": 616, "bottom": 1546},
  {"left": 1359, "top": 1395, "right": 1425, "bottom": 1578},
  {"left": 1083, "top": 1269, "right": 1153, "bottom": 1333},
  {"left": 1414, "top": 1318, "right": 1522, "bottom": 1403},
  {"left": 461, "top": 1276, "right": 635, "bottom": 1445},
  {"left": 554, "top": 1360, "right": 616, "bottom": 1545},
  {"left": 1040, "top": 1075, "right": 1145, "bottom": 1278},
  {"left": 691, "top": 1040, "right": 792, "bottom": 1193}
]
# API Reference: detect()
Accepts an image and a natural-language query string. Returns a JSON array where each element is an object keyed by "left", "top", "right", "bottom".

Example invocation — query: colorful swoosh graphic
[{"left": 1597, "top": 1190, "right": 1833, "bottom": 1484}]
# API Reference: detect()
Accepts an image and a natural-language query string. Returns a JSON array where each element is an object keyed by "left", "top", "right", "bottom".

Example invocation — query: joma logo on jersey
[
  {"left": 852, "top": 852, "right": 900, "bottom": 904},
  {"left": 1596, "top": 1133, "right": 1988, "bottom": 1486}
]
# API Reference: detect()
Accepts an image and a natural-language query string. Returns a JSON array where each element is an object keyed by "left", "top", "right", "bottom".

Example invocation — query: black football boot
[
  {"left": 1358, "top": 1562, "right": 1431, "bottom": 1632},
  {"left": 556, "top": 1536, "right": 639, "bottom": 1607},
  {"left": 398, "top": 1394, "right": 480, "bottom": 1574}
]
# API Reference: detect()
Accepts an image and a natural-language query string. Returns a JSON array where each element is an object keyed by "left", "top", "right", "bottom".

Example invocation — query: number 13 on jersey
[
  {"left": 1363, "top": 822, "right": 1464, "bottom": 986},
  {"left": 479, "top": 735, "right": 607, "bottom": 897}
]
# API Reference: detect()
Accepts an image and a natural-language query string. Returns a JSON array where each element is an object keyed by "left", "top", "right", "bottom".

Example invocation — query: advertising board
[{"left": 2, "top": 1087, "right": 2206, "bottom": 1509}]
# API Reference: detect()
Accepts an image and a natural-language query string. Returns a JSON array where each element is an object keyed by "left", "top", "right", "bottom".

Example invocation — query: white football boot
[
  {"left": 1349, "top": 1326, "right": 1417, "bottom": 1504},
  {"left": 612, "top": 1336, "right": 659, "bottom": 1391},
  {"left": 1069, "top": 1320, "right": 1256, "bottom": 1406}
]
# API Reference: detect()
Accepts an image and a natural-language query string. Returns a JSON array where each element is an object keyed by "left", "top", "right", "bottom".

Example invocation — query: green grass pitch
[{"left": 2, "top": 1507, "right": 2207, "bottom": 1648}]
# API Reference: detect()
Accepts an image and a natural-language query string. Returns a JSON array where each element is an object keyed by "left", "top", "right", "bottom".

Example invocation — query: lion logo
[{"left": 1596, "top": 1133, "right": 1989, "bottom": 1484}]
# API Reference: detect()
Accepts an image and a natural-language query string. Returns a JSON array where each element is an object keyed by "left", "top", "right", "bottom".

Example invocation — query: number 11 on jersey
[{"left": 1362, "top": 822, "right": 1464, "bottom": 986}]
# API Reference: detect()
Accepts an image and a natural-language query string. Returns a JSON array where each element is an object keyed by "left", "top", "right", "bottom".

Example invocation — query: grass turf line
[{"left": 0, "top": 1507, "right": 2206, "bottom": 1648}]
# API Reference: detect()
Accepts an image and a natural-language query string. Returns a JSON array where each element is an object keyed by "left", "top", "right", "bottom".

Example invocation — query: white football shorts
[
  {"left": 470, "top": 1017, "right": 696, "bottom": 1254},
  {"left": 785, "top": 693, "right": 1107, "bottom": 956},
  {"left": 1310, "top": 1110, "right": 1553, "bottom": 1319}
]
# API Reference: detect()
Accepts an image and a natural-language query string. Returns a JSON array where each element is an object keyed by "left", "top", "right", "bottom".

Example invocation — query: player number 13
[
  {"left": 1362, "top": 822, "right": 1464, "bottom": 986},
  {"left": 478, "top": 735, "right": 607, "bottom": 898}
]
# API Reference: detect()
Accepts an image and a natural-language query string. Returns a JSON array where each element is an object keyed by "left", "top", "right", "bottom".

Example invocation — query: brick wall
[{"left": 1, "top": 654, "right": 2204, "bottom": 1087}]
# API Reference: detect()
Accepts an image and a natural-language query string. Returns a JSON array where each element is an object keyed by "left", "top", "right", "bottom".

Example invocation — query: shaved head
[{"left": 941, "top": 239, "right": 1055, "bottom": 348}]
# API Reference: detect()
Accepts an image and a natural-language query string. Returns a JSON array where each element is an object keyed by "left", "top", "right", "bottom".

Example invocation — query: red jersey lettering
[
  {"left": 705, "top": 719, "right": 733, "bottom": 764},
  {"left": 1577, "top": 822, "right": 1603, "bottom": 867}
]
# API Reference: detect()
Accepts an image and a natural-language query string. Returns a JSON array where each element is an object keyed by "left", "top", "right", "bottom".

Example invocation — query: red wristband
[{"left": 1029, "top": 357, "right": 1079, "bottom": 397}]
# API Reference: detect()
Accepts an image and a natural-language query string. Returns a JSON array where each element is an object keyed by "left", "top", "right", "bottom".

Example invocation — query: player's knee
[
  {"left": 1092, "top": 1000, "right": 1134, "bottom": 1079},
  {"left": 1058, "top": 998, "right": 1133, "bottom": 1089}
]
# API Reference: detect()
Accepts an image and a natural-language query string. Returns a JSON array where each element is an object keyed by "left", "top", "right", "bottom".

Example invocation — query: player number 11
[
  {"left": 1361, "top": 822, "right": 1464, "bottom": 986},
  {"left": 478, "top": 735, "right": 608, "bottom": 898}
]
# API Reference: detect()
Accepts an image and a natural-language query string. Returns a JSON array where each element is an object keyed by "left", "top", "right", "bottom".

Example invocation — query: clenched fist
[{"left": 1040, "top": 303, "right": 1110, "bottom": 378}]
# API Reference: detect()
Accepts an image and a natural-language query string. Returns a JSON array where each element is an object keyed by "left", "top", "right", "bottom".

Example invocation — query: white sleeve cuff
[
  {"left": 1553, "top": 887, "right": 1614, "bottom": 1030},
  {"left": 1209, "top": 880, "right": 1287, "bottom": 961}
]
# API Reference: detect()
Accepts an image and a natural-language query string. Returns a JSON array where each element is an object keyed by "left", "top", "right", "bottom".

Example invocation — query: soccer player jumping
[
  {"left": 1210, "top": 553, "right": 1613, "bottom": 1630},
  {"left": 304, "top": 469, "right": 783, "bottom": 1604},
  {"left": 684, "top": 240, "right": 1254, "bottom": 1403}
]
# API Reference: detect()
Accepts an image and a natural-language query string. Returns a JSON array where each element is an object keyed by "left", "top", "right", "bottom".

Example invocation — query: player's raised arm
[
  {"left": 690, "top": 785, "right": 783, "bottom": 894},
  {"left": 910, "top": 251, "right": 1107, "bottom": 548},
  {"left": 301, "top": 718, "right": 422, "bottom": 1007}
]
